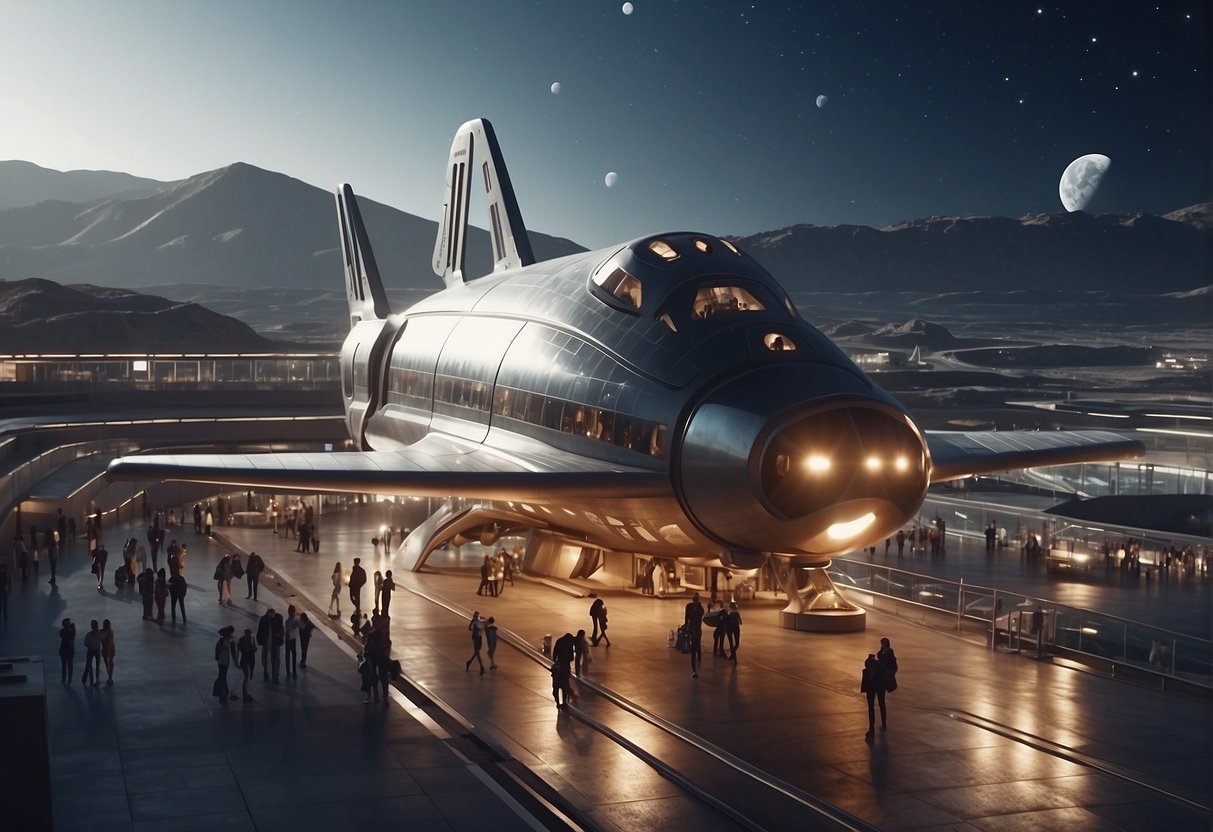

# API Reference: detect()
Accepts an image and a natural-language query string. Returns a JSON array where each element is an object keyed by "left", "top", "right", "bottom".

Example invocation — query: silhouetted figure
[
  {"left": 348, "top": 558, "right": 366, "bottom": 613},
  {"left": 169, "top": 572, "right": 188, "bottom": 624},
  {"left": 59, "top": 618, "right": 76, "bottom": 684},
  {"left": 465, "top": 611, "right": 485, "bottom": 673},
  {"left": 684, "top": 593, "right": 704, "bottom": 678},
  {"left": 589, "top": 598, "right": 610, "bottom": 646}
]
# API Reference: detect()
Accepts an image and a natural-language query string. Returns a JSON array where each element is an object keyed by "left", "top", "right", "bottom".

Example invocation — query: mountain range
[{"left": 0, "top": 159, "right": 1208, "bottom": 335}]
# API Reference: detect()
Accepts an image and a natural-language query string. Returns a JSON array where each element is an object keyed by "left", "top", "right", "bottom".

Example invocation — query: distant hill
[
  {"left": 732, "top": 205, "right": 1212, "bottom": 294},
  {"left": 0, "top": 278, "right": 286, "bottom": 352},
  {"left": 0, "top": 162, "right": 586, "bottom": 291},
  {"left": 0, "top": 160, "right": 173, "bottom": 210}
]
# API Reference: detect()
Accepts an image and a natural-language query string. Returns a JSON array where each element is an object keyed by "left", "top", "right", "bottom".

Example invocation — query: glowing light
[
  {"left": 894, "top": 456, "right": 909, "bottom": 471},
  {"left": 1080, "top": 627, "right": 1099, "bottom": 636},
  {"left": 693, "top": 238, "right": 711, "bottom": 253},
  {"left": 806, "top": 455, "right": 831, "bottom": 473},
  {"left": 648, "top": 239, "right": 679, "bottom": 260},
  {"left": 864, "top": 456, "right": 882, "bottom": 471},
  {"left": 827, "top": 513, "right": 876, "bottom": 540},
  {"left": 721, "top": 239, "right": 740, "bottom": 254}
]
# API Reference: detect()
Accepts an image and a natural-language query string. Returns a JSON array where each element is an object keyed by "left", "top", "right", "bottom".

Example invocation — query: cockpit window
[
  {"left": 691, "top": 285, "right": 765, "bottom": 319},
  {"left": 592, "top": 267, "right": 643, "bottom": 310}
]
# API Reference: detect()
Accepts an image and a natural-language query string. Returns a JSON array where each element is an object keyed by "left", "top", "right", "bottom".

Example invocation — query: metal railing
[{"left": 828, "top": 558, "right": 1213, "bottom": 690}]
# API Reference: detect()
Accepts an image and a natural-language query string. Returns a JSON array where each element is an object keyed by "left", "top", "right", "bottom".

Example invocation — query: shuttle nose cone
[{"left": 675, "top": 364, "right": 929, "bottom": 561}]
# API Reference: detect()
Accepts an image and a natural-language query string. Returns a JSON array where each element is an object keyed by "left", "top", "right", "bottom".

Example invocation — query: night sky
[{"left": 2, "top": 1, "right": 1209, "bottom": 248}]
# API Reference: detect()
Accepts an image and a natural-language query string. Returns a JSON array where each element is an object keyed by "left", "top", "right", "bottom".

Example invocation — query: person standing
[
  {"left": 137, "top": 567, "right": 155, "bottom": 621},
  {"left": 58, "top": 618, "right": 76, "bottom": 684},
  {"left": 372, "top": 570, "right": 383, "bottom": 614},
  {"left": 485, "top": 616, "right": 499, "bottom": 670},
  {"left": 573, "top": 629, "right": 590, "bottom": 677},
  {"left": 229, "top": 553, "right": 244, "bottom": 599},
  {"left": 204, "top": 506, "right": 214, "bottom": 537},
  {"left": 589, "top": 598, "right": 610, "bottom": 647},
  {"left": 237, "top": 628, "right": 257, "bottom": 701},
  {"left": 328, "top": 562, "right": 343, "bottom": 616},
  {"left": 147, "top": 524, "right": 161, "bottom": 571},
  {"left": 298, "top": 613, "right": 315, "bottom": 668},
  {"left": 169, "top": 570, "right": 188, "bottom": 624},
  {"left": 245, "top": 552, "right": 264, "bottom": 600},
  {"left": 725, "top": 602, "right": 743, "bottom": 660},
  {"left": 13, "top": 534, "right": 29, "bottom": 583},
  {"left": 166, "top": 539, "right": 181, "bottom": 577},
  {"left": 380, "top": 570, "right": 395, "bottom": 617},
  {"left": 269, "top": 607, "right": 284, "bottom": 683},
  {"left": 100, "top": 619, "right": 116, "bottom": 685},
  {"left": 551, "top": 632, "right": 576, "bottom": 708},
  {"left": 283, "top": 605, "right": 300, "bottom": 679},
  {"left": 477, "top": 555, "right": 491, "bottom": 596},
  {"left": 684, "top": 593, "right": 704, "bottom": 678},
  {"left": 153, "top": 569, "right": 168, "bottom": 623},
  {"left": 365, "top": 620, "right": 391, "bottom": 703},
  {"left": 214, "top": 626, "right": 237, "bottom": 703},
  {"left": 348, "top": 558, "right": 366, "bottom": 614},
  {"left": 465, "top": 611, "right": 485, "bottom": 673},
  {"left": 45, "top": 527, "right": 58, "bottom": 586},
  {"left": 81, "top": 620, "right": 101, "bottom": 686},
  {"left": 708, "top": 594, "right": 727, "bottom": 657}
]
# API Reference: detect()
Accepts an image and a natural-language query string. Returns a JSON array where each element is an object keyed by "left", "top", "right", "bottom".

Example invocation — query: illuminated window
[
  {"left": 658, "top": 311, "right": 677, "bottom": 332},
  {"left": 720, "top": 239, "right": 740, "bottom": 255},
  {"left": 691, "top": 285, "right": 765, "bottom": 319},
  {"left": 763, "top": 333, "right": 796, "bottom": 351},
  {"left": 647, "top": 240, "right": 679, "bottom": 261},
  {"left": 693, "top": 238, "right": 711, "bottom": 253},
  {"left": 592, "top": 267, "right": 643, "bottom": 310}
]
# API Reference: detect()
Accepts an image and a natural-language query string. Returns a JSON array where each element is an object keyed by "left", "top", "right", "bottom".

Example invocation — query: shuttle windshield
[
  {"left": 592, "top": 267, "right": 643, "bottom": 310},
  {"left": 692, "top": 285, "right": 765, "bottom": 319}
]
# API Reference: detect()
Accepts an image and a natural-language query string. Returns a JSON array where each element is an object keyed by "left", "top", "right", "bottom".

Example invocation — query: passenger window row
[{"left": 494, "top": 386, "right": 667, "bottom": 458}]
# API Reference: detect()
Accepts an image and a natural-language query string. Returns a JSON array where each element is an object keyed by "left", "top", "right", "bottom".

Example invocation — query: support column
[{"left": 779, "top": 563, "right": 866, "bottom": 632}]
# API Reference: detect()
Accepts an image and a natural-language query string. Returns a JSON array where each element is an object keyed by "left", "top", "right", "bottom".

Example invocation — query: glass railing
[{"left": 828, "top": 558, "right": 1212, "bottom": 689}]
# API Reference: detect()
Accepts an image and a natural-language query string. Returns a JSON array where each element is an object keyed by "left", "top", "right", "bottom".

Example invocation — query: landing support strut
[{"left": 779, "top": 564, "right": 866, "bottom": 631}]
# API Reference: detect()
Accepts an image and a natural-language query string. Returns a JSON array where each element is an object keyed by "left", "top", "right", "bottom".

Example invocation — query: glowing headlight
[
  {"left": 806, "top": 455, "right": 831, "bottom": 473},
  {"left": 827, "top": 512, "right": 876, "bottom": 540},
  {"left": 864, "top": 456, "right": 882, "bottom": 471},
  {"left": 894, "top": 456, "right": 909, "bottom": 472}
]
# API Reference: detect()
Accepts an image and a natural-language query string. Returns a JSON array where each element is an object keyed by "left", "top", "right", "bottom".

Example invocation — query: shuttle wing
[
  {"left": 925, "top": 429, "right": 1145, "bottom": 483},
  {"left": 107, "top": 433, "right": 669, "bottom": 503}
]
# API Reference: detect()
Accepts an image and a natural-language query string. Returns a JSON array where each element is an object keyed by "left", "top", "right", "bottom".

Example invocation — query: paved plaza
[{"left": 2, "top": 505, "right": 1209, "bottom": 831}]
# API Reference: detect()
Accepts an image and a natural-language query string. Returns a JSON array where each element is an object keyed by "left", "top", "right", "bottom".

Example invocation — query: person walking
[
  {"left": 81, "top": 620, "right": 101, "bottom": 686},
  {"left": 58, "top": 618, "right": 76, "bottom": 684},
  {"left": 707, "top": 594, "right": 727, "bottom": 657},
  {"left": 485, "top": 616, "right": 499, "bottom": 670},
  {"left": 237, "top": 628, "right": 257, "bottom": 701},
  {"left": 214, "top": 626, "right": 237, "bottom": 703},
  {"left": 284, "top": 605, "right": 300, "bottom": 679},
  {"left": 137, "top": 567, "right": 156, "bottom": 621},
  {"left": 724, "top": 602, "right": 742, "bottom": 660},
  {"left": 94, "top": 542, "right": 109, "bottom": 591},
  {"left": 245, "top": 551, "right": 264, "bottom": 600},
  {"left": 229, "top": 553, "right": 244, "bottom": 598},
  {"left": 589, "top": 598, "right": 610, "bottom": 647},
  {"left": 328, "top": 562, "right": 343, "bottom": 617},
  {"left": 169, "top": 570, "right": 188, "bottom": 624},
  {"left": 477, "top": 554, "right": 491, "bottom": 596},
  {"left": 100, "top": 619, "right": 116, "bottom": 685},
  {"left": 862, "top": 637, "right": 899, "bottom": 739},
  {"left": 348, "top": 558, "right": 366, "bottom": 614},
  {"left": 153, "top": 569, "right": 168, "bottom": 623},
  {"left": 213, "top": 555, "right": 232, "bottom": 605},
  {"left": 684, "top": 593, "right": 704, "bottom": 678},
  {"left": 298, "top": 613, "right": 315, "bottom": 668},
  {"left": 465, "top": 611, "right": 486, "bottom": 673},
  {"left": 380, "top": 570, "right": 395, "bottom": 616},
  {"left": 204, "top": 506, "right": 214, "bottom": 537}
]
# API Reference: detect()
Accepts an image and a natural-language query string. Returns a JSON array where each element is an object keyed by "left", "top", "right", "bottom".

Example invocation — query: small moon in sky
[
  {"left": 622, "top": 2, "right": 634, "bottom": 15},
  {"left": 1058, "top": 153, "right": 1111, "bottom": 212},
  {"left": 816, "top": 94, "right": 828, "bottom": 108},
  {"left": 604, "top": 171, "right": 618, "bottom": 188},
  {"left": 550, "top": 82, "right": 561, "bottom": 95}
]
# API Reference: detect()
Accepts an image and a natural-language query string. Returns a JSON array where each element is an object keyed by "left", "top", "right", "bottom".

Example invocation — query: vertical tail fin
[
  {"left": 336, "top": 183, "right": 391, "bottom": 326},
  {"left": 432, "top": 118, "right": 535, "bottom": 288}
]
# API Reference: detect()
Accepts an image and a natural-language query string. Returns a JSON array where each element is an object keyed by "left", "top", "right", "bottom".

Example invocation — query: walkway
[{"left": 213, "top": 506, "right": 1211, "bottom": 831}]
